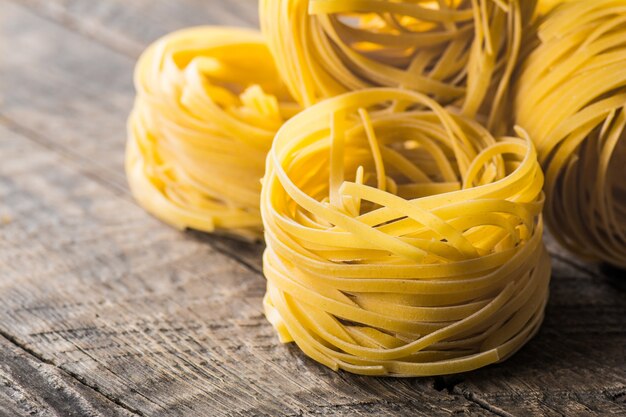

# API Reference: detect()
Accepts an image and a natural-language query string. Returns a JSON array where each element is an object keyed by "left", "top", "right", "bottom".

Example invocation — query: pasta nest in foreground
[
  {"left": 126, "top": 27, "right": 298, "bottom": 240},
  {"left": 515, "top": 0, "right": 626, "bottom": 268},
  {"left": 260, "top": 0, "right": 536, "bottom": 131},
  {"left": 261, "top": 88, "right": 551, "bottom": 377}
]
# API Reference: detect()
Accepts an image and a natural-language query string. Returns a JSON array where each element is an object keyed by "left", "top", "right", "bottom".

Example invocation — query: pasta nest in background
[
  {"left": 261, "top": 88, "right": 551, "bottom": 377},
  {"left": 260, "top": 0, "right": 536, "bottom": 132},
  {"left": 126, "top": 27, "right": 298, "bottom": 240},
  {"left": 535, "top": 0, "right": 573, "bottom": 15},
  {"left": 515, "top": 0, "right": 626, "bottom": 268}
]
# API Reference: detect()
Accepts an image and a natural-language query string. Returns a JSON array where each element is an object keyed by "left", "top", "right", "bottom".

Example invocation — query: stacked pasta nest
[
  {"left": 127, "top": 27, "right": 298, "bottom": 240},
  {"left": 126, "top": 0, "right": 625, "bottom": 376}
]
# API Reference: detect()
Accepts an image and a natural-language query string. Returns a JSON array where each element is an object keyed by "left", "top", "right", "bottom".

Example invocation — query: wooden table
[{"left": 0, "top": 1, "right": 624, "bottom": 416}]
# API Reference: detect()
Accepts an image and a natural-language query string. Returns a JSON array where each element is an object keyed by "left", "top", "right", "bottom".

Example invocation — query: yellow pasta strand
[
  {"left": 261, "top": 88, "right": 550, "bottom": 377},
  {"left": 259, "top": 0, "right": 536, "bottom": 132},
  {"left": 535, "top": 0, "right": 572, "bottom": 15},
  {"left": 126, "top": 27, "right": 298, "bottom": 240},
  {"left": 515, "top": 0, "right": 626, "bottom": 268}
]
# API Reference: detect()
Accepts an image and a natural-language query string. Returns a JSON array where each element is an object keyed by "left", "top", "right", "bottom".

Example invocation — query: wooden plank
[
  {"left": 11, "top": 0, "right": 259, "bottom": 57},
  {"left": 0, "top": 334, "right": 134, "bottom": 417},
  {"left": 447, "top": 252, "right": 626, "bottom": 416},
  {"left": 1, "top": 1, "right": 625, "bottom": 415}
]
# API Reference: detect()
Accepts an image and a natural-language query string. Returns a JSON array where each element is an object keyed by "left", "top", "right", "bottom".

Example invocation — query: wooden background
[{"left": 0, "top": 1, "right": 624, "bottom": 416}]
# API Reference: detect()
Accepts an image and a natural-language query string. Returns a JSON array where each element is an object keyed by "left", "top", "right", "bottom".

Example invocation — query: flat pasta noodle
[
  {"left": 261, "top": 88, "right": 550, "bottom": 377},
  {"left": 126, "top": 26, "right": 298, "bottom": 240},
  {"left": 259, "top": 0, "right": 536, "bottom": 132},
  {"left": 515, "top": 0, "right": 626, "bottom": 268},
  {"left": 535, "top": 0, "right": 572, "bottom": 15}
]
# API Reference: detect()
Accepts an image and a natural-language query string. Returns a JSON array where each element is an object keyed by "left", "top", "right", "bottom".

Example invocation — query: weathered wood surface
[{"left": 0, "top": 0, "right": 624, "bottom": 416}]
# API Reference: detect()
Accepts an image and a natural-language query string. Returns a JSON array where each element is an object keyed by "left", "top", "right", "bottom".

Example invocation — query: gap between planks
[{"left": 0, "top": 327, "right": 143, "bottom": 416}]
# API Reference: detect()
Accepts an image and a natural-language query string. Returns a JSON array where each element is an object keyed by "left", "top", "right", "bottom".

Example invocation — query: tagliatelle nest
[
  {"left": 515, "top": 0, "right": 626, "bottom": 268},
  {"left": 260, "top": 0, "right": 536, "bottom": 131},
  {"left": 126, "top": 27, "right": 298, "bottom": 240},
  {"left": 261, "top": 88, "right": 551, "bottom": 376}
]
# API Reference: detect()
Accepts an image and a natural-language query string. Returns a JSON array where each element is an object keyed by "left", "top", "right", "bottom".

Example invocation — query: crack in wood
[
  {"left": 452, "top": 387, "right": 516, "bottom": 417},
  {"left": 52, "top": 323, "right": 172, "bottom": 414},
  {"left": 0, "top": 328, "right": 144, "bottom": 416},
  {"left": 605, "top": 388, "right": 626, "bottom": 404},
  {"left": 433, "top": 375, "right": 464, "bottom": 394}
]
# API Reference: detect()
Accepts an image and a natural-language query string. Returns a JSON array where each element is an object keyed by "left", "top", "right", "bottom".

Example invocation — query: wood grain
[
  {"left": 11, "top": 0, "right": 259, "bottom": 57},
  {"left": 0, "top": 333, "right": 134, "bottom": 417},
  {"left": 1, "top": 0, "right": 625, "bottom": 416}
]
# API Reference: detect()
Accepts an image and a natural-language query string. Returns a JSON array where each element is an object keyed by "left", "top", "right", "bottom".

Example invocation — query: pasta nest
[
  {"left": 260, "top": 0, "right": 536, "bottom": 131},
  {"left": 126, "top": 27, "right": 298, "bottom": 240},
  {"left": 515, "top": 0, "right": 626, "bottom": 268},
  {"left": 261, "top": 88, "right": 551, "bottom": 376}
]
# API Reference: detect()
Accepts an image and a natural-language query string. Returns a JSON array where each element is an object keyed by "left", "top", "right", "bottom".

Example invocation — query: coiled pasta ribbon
[
  {"left": 259, "top": 0, "right": 536, "bottom": 131},
  {"left": 536, "top": 0, "right": 571, "bottom": 15},
  {"left": 262, "top": 88, "right": 550, "bottom": 376},
  {"left": 126, "top": 27, "right": 298, "bottom": 240},
  {"left": 515, "top": 0, "right": 626, "bottom": 268}
]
